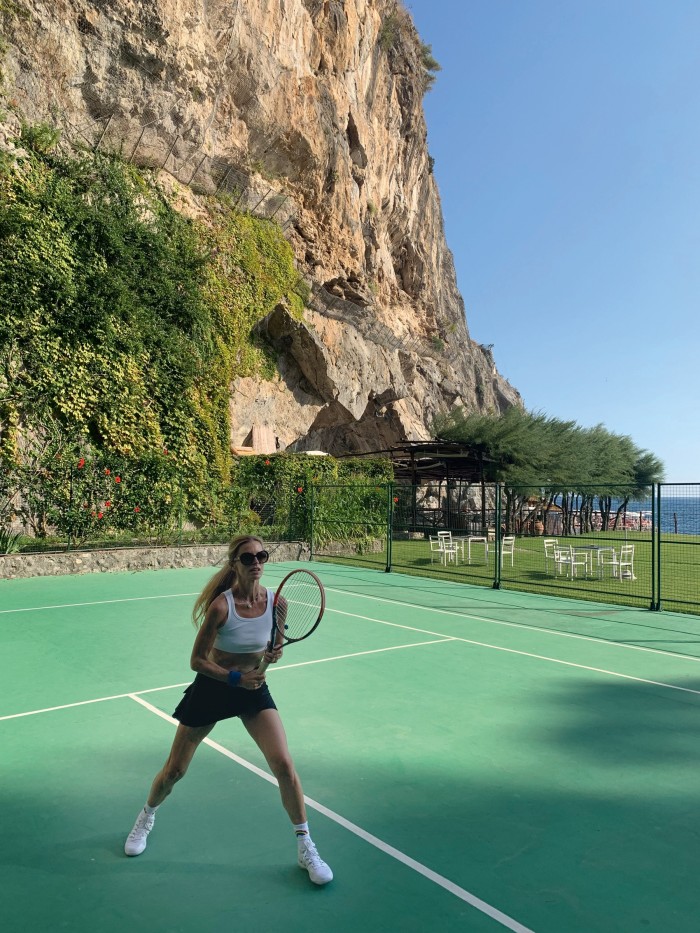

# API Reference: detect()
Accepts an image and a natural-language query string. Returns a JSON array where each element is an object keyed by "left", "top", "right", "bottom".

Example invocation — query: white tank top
[{"left": 213, "top": 588, "right": 274, "bottom": 653}]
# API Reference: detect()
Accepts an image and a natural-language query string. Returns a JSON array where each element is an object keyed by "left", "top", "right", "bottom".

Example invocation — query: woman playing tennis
[{"left": 124, "top": 535, "right": 333, "bottom": 885}]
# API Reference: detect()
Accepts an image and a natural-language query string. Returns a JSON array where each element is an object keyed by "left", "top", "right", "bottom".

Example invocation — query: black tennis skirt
[{"left": 172, "top": 673, "right": 277, "bottom": 727}]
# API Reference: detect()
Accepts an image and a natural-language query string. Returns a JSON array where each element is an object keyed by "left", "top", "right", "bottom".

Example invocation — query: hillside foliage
[{"left": 0, "top": 142, "right": 311, "bottom": 515}]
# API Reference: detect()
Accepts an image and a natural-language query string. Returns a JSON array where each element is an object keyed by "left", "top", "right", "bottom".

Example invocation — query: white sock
[
  {"left": 144, "top": 803, "right": 158, "bottom": 815},
  {"left": 294, "top": 821, "right": 309, "bottom": 839}
]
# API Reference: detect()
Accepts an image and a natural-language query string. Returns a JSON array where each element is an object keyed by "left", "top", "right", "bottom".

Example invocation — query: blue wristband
[{"left": 227, "top": 670, "right": 242, "bottom": 687}]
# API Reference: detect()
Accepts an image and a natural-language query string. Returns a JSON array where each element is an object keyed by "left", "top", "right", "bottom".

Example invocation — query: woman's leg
[
  {"left": 125, "top": 722, "right": 215, "bottom": 856},
  {"left": 146, "top": 721, "right": 216, "bottom": 806},
  {"left": 242, "top": 709, "right": 305, "bottom": 823},
  {"left": 243, "top": 708, "right": 333, "bottom": 884}
]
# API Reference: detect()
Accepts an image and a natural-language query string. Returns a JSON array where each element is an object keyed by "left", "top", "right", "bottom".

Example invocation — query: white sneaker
[
  {"left": 297, "top": 836, "right": 333, "bottom": 885},
  {"left": 125, "top": 808, "right": 155, "bottom": 857}
]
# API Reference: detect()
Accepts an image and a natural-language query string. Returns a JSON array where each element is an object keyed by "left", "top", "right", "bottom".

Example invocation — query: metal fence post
[
  {"left": 493, "top": 484, "right": 502, "bottom": 589},
  {"left": 386, "top": 482, "right": 393, "bottom": 572},
  {"left": 177, "top": 474, "right": 184, "bottom": 545},
  {"left": 654, "top": 483, "right": 662, "bottom": 610},
  {"left": 66, "top": 464, "right": 73, "bottom": 552},
  {"left": 286, "top": 487, "right": 294, "bottom": 543},
  {"left": 93, "top": 113, "right": 114, "bottom": 151},
  {"left": 188, "top": 153, "right": 208, "bottom": 186},
  {"left": 162, "top": 135, "right": 179, "bottom": 170},
  {"left": 650, "top": 483, "right": 656, "bottom": 610},
  {"left": 309, "top": 484, "right": 315, "bottom": 561}
]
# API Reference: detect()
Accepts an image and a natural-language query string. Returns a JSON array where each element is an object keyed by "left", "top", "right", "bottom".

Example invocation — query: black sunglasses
[{"left": 236, "top": 550, "right": 269, "bottom": 566}]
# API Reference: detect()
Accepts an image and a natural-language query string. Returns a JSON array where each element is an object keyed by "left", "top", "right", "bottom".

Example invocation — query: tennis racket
[{"left": 257, "top": 569, "right": 325, "bottom": 672}]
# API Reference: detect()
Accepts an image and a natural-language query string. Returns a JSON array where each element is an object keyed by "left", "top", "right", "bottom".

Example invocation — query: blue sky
[{"left": 406, "top": 0, "right": 700, "bottom": 482}]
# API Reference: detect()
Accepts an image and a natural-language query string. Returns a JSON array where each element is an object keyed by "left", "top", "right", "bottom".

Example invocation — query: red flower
[
  {"left": 97, "top": 512, "right": 103, "bottom": 519},
  {"left": 163, "top": 448, "right": 168, "bottom": 455},
  {"left": 393, "top": 497, "right": 399, "bottom": 503},
  {"left": 104, "top": 468, "right": 111, "bottom": 475},
  {"left": 264, "top": 459, "right": 271, "bottom": 466},
  {"left": 114, "top": 476, "right": 121, "bottom": 483},
  {"left": 105, "top": 501, "right": 111, "bottom": 508},
  {"left": 297, "top": 486, "right": 303, "bottom": 493},
  {"left": 77, "top": 458, "right": 85, "bottom": 469},
  {"left": 134, "top": 507, "right": 141, "bottom": 513}
]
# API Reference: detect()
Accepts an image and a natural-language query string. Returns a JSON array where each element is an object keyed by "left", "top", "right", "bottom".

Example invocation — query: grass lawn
[{"left": 315, "top": 532, "right": 700, "bottom": 616}]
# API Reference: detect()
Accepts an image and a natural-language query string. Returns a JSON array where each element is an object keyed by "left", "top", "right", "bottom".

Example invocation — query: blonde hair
[{"left": 191, "top": 535, "right": 264, "bottom": 628}]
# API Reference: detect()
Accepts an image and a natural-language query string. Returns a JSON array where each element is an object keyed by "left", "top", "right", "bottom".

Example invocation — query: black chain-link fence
[
  {"left": 3, "top": 473, "right": 698, "bottom": 615},
  {"left": 310, "top": 482, "right": 700, "bottom": 616}
]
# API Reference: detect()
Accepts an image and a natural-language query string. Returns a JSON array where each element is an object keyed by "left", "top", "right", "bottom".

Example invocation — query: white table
[
  {"left": 455, "top": 535, "right": 489, "bottom": 564},
  {"left": 571, "top": 545, "right": 616, "bottom": 577}
]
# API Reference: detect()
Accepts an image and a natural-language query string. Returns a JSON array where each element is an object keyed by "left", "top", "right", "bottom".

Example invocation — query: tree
[{"left": 434, "top": 407, "right": 665, "bottom": 534}]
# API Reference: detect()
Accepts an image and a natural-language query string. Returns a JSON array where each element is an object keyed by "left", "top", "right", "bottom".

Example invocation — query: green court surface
[{"left": 2, "top": 561, "right": 700, "bottom": 933}]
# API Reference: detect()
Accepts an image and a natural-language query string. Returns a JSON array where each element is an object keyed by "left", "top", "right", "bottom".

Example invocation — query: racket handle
[{"left": 257, "top": 656, "right": 270, "bottom": 673}]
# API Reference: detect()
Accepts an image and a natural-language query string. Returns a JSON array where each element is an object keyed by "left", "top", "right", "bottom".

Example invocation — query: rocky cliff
[{"left": 0, "top": 0, "right": 521, "bottom": 455}]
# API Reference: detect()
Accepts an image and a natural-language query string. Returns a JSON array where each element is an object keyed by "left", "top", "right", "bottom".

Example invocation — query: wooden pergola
[
  {"left": 337, "top": 440, "right": 499, "bottom": 533},
  {"left": 338, "top": 440, "right": 496, "bottom": 484}
]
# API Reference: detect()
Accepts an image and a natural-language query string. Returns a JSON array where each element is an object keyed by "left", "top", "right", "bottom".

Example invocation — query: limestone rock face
[{"left": 1, "top": 0, "right": 522, "bottom": 455}]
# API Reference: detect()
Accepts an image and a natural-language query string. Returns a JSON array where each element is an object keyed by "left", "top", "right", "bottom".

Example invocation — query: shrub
[{"left": 0, "top": 146, "right": 307, "bottom": 519}]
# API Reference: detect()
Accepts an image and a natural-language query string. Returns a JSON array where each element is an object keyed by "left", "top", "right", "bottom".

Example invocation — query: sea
[{"left": 619, "top": 492, "right": 699, "bottom": 535}]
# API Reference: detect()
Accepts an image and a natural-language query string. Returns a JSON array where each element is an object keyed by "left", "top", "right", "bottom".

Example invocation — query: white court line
[
  {"left": 0, "top": 592, "right": 201, "bottom": 614},
  {"left": 5, "top": 617, "right": 700, "bottom": 723},
  {"left": 321, "top": 604, "right": 700, "bottom": 698},
  {"left": 0, "top": 638, "right": 455, "bottom": 721},
  {"left": 0, "top": 682, "right": 189, "bottom": 721},
  {"left": 3, "top": 578, "right": 698, "bottom": 666},
  {"left": 4, "top": 585, "right": 700, "bottom": 722},
  {"left": 128, "top": 693, "right": 537, "bottom": 933},
  {"left": 324, "top": 583, "right": 700, "bottom": 664},
  {"left": 4, "top": 610, "right": 700, "bottom": 722}
]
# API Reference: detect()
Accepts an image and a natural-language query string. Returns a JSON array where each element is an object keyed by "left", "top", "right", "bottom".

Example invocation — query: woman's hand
[
  {"left": 263, "top": 644, "right": 283, "bottom": 666},
  {"left": 239, "top": 667, "right": 266, "bottom": 690}
]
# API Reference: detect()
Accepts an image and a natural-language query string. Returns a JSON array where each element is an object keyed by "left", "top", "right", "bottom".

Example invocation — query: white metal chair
[
  {"left": 428, "top": 536, "right": 443, "bottom": 563},
  {"left": 501, "top": 535, "right": 515, "bottom": 567},
  {"left": 569, "top": 546, "right": 589, "bottom": 579},
  {"left": 554, "top": 544, "right": 571, "bottom": 576},
  {"left": 555, "top": 545, "right": 587, "bottom": 579},
  {"left": 596, "top": 547, "right": 618, "bottom": 578},
  {"left": 441, "top": 540, "right": 460, "bottom": 566},
  {"left": 617, "top": 544, "right": 636, "bottom": 580},
  {"left": 543, "top": 538, "right": 558, "bottom": 575}
]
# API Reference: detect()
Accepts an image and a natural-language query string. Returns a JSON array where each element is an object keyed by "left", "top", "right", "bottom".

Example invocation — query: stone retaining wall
[{"left": 0, "top": 541, "right": 309, "bottom": 580}]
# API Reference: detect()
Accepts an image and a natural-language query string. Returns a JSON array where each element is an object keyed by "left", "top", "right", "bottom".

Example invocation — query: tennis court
[{"left": 3, "top": 560, "right": 699, "bottom": 933}]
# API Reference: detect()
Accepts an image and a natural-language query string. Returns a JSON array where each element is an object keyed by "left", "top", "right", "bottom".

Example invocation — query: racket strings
[{"left": 277, "top": 578, "right": 323, "bottom": 641}]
